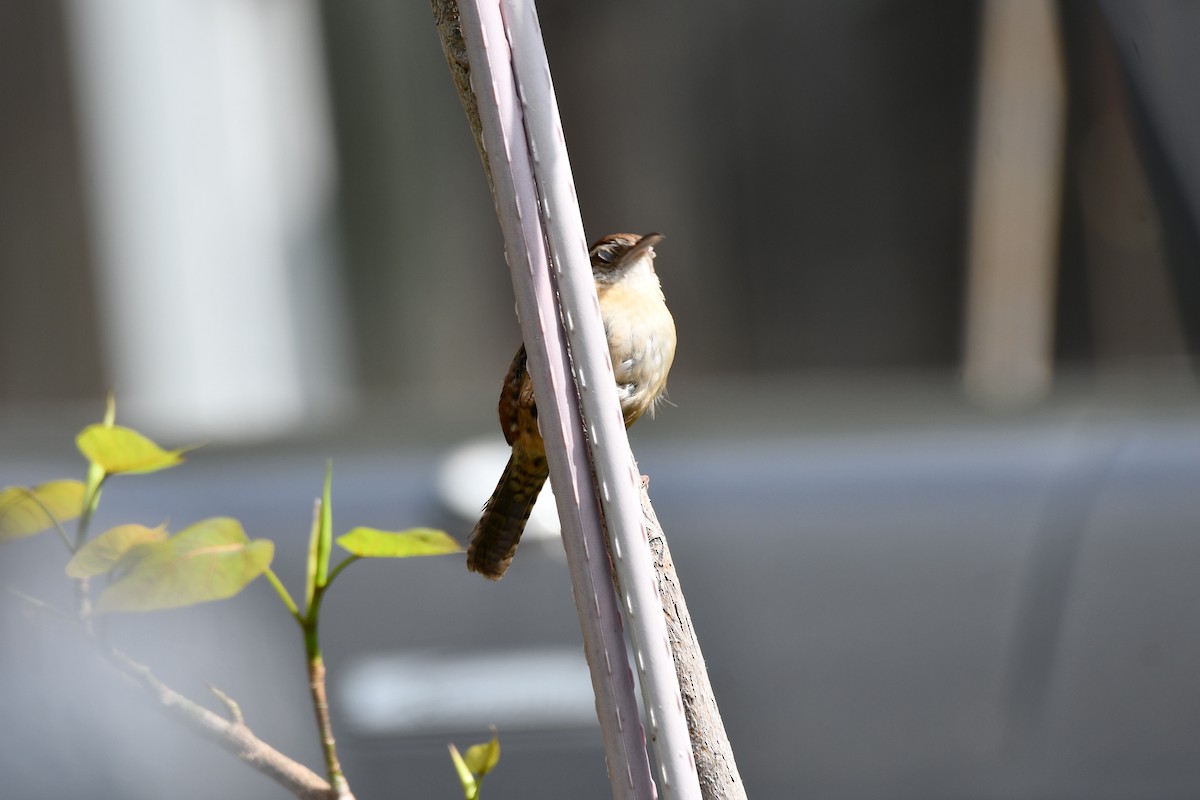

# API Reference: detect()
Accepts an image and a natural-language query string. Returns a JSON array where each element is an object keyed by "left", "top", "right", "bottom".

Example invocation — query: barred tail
[{"left": 467, "top": 452, "right": 549, "bottom": 579}]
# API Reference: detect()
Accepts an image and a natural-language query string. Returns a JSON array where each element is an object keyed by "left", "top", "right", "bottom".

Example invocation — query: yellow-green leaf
[
  {"left": 336, "top": 527, "right": 461, "bottom": 558},
  {"left": 463, "top": 735, "right": 501, "bottom": 778},
  {"left": 448, "top": 744, "right": 478, "bottom": 800},
  {"left": 316, "top": 463, "right": 334, "bottom": 587},
  {"left": 304, "top": 499, "right": 321, "bottom": 614},
  {"left": 76, "top": 424, "right": 186, "bottom": 475},
  {"left": 96, "top": 517, "right": 273, "bottom": 613},
  {"left": 0, "top": 480, "right": 86, "bottom": 542},
  {"left": 65, "top": 523, "right": 168, "bottom": 577}
]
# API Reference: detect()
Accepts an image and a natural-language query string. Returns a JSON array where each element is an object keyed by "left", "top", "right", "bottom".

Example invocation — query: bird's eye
[{"left": 594, "top": 246, "right": 617, "bottom": 264}]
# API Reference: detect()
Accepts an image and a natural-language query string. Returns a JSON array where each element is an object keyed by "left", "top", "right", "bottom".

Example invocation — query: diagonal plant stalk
[
  {"left": 431, "top": 1, "right": 745, "bottom": 797},
  {"left": 500, "top": 2, "right": 701, "bottom": 793},
  {"left": 444, "top": 1, "right": 658, "bottom": 796}
]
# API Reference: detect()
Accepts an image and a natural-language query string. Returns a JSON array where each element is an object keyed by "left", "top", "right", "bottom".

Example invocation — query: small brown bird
[{"left": 467, "top": 232, "right": 676, "bottom": 579}]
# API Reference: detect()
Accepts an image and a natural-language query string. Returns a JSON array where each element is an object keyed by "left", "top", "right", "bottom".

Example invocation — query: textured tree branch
[
  {"left": 109, "top": 648, "right": 337, "bottom": 800},
  {"left": 430, "top": 0, "right": 493, "bottom": 200},
  {"left": 307, "top": 653, "right": 355, "bottom": 799},
  {"left": 442, "top": 0, "right": 659, "bottom": 794},
  {"left": 429, "top": 0, "right": 746, "bottom": 795},
  {"left": 641, "top": 478, "right": 747, "bottom": 800}
]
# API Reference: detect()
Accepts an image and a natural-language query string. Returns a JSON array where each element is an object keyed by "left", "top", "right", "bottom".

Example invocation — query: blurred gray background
[{"left": 2, "top": 0, "right": 1200, "bottom": 798}]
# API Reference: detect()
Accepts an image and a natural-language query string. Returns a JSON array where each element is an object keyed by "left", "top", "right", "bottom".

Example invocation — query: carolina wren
[{"left": 467, "top": 232, "right": 676, "bottom": 579}]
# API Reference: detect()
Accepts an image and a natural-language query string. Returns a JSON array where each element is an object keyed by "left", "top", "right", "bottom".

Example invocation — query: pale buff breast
[{"left": 596, "top": 256, "right": 677, "bottom": 427}]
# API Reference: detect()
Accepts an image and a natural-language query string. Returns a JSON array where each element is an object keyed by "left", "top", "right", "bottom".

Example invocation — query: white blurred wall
[{"left": 64, "top": 0, "right": 349, "bottom": 439}]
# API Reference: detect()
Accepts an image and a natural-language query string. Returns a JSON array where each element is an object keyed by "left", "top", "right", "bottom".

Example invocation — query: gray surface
[{"left": 3, "top": 404, "right": 1200, "bottom": 798}]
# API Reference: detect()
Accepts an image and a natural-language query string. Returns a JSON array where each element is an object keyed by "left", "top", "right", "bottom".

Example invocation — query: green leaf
[
  {"left": 464, "top": 735, "right": 501, "bottom": 778},
  {"left": 65, "top": 522, "right": 168, "bottom": 577},
  {"left": 76, "top": 424, "right": 186, "bottom": 475},
  {"left": 317, "top": 462, "right": 333, "bottom": 586},
  {"left": 304, "top": 462, "right": 335, "bottom": 613},
  {"left": 96, "top": 517, "right": 273, "bottom": 613},
  {"left": 0, "top": 480, "right": 86, "bottom": 542},
  {"left": 448, "top": 744, "right": 478, "bottom": 800},
  {"left": 336, "top": 527, "right": 461, "bottom": 558},
  {"left": 304, "top": 498, "right": 320, "bottom": 615}
]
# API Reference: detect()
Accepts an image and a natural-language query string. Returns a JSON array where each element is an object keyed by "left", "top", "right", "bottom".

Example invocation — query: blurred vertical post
[
  {"left": 963, "top": 0, "right": 1066, "bottom": 407},
  {"left": 63, "top": 0, "right": 348, "bottom": 439}
]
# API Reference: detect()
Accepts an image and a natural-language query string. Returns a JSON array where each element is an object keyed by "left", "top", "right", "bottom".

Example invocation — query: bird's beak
[{"left": 618, "top": 232, "right": 665, "bottom": 267}]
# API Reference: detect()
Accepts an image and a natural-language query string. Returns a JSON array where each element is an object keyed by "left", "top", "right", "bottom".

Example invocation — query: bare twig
[
  {"left": 10, "top": 592, "right": 334, "bottom": 798},
  {"left": 12, "top": 542, "right": 350, "bottom": 797},
  {"left": 307, "top": 652, "right": 354, "bottom": 799},
  {"left": 207, "top": 683, "right": 246, "bottom": 725},
  {"left": 6, "top": 587, "right": 75, "bottom": 624},
  {"left": 108, "top": 648, "right": 336, "bottom": 800},
  {"left": 299, "top": 563, "right": 355, "bottom": 800},
  {"left": 641, "top": 478, "right": 747, "bottom": 800}
]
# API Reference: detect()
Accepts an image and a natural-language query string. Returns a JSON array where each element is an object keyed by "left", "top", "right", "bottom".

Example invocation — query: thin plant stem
[
  {"left": 75, "top": 469, "right": 106, "bottom": 552},
  {"left": 17, "top": 488, "right": 74, "bottom": 552},
  {"left": 302, "top": 582, "right": 352, "bottom": 798},
  {"left": 263, "top": 568, "right": 302, "bottom": 622},
  {"left": 73, "top": 470, "right": 106, "bottom": 632},
  {"left": 323, "top": 556, "right": 359, "bottom": 589}
]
